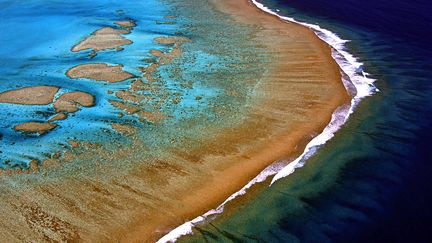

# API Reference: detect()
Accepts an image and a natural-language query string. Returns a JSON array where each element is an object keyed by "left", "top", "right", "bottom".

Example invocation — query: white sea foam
[
  {"left": 250, "top": 0, "right": 377, "bottom": 184},
  {"left": 157, "top": 161, "right": 286, "bottom": 243},
  {"left": 157, "top": 1, "right": 377, "bottom": 242}
]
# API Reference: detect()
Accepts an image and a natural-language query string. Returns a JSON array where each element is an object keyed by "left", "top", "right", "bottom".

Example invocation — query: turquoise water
[
  {"left": 0, "top": 0, "right": 268, "bottom": 172},
  {"left": 0, "top": 0, "right": 174, "bottom": 167},
  {"left": 5, "top": 0, "right": 430, "bottom": 241}
]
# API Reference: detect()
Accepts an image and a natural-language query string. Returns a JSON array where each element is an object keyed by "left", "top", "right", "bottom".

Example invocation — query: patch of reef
[{"left": 0, "top": 16, "right": 193, "bottom": 174}]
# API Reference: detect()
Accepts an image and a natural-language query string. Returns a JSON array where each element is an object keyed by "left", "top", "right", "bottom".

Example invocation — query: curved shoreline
[
  {"left": 250, "top": 0, "right": 377, "bottom": 183},
  {"left": 157, "top": 0, "right": 377, "bottom": 242},
  {"left": 0, "top": 0, "right": 363, "bottom": 241}
]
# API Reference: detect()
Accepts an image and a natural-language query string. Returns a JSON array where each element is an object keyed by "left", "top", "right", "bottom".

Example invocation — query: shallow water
[
  {"left": 0, "top": 0, "right": 267, "bottom": 169},
  {"left": 0, "top": 0, "right": 172, "bottom": 166},
  {"left": 2, "top": 0, "right": 431, "bottom": 241},
  {"left": 181, "top": 0, "right": 432, "bottom": 242},
  {"left": 0, "top": 1, "right": 279, "bottom": 240}
]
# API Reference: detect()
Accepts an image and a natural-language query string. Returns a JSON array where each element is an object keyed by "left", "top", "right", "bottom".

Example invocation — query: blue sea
[
  {"left": 0, "top": 0, "right": 177, "bottom": 167},
  {"left": 1, "top": 0, "right": 431, "bottom": 241},
  {"left": 181, "top": 0, "right": 432, "bottom": 242}
]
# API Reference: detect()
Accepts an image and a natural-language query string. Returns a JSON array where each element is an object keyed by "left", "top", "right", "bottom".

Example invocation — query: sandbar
[
  {"left": 54, "top": 91, "right": 94, "bottom": 113},
  {"left": 14, "top": 122, "right": 57, "bottom": 134},
  {"left": 114, "top": 21, "right": 136, "bottom": 28},
  {"left": 0, "top": 86, "right": 59, "bottom": 105},
  {"left": 150, "top": 49, "right": 163, "bottom": 57},
  {"left": 72, "top": 27, "right": 132, "bottom": 53},
  {"left": 66, "top": 63, "right": 134, "bottom": 83}
]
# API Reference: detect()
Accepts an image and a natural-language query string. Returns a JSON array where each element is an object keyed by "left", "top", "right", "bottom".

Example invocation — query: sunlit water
[{"left": 0, "top": 0, "right": 266, "bottom": 169}]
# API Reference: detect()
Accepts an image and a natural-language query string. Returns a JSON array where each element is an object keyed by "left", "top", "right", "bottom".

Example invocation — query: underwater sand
[{"left": 0, "top": 0, "right": 349, "bottom": 242}]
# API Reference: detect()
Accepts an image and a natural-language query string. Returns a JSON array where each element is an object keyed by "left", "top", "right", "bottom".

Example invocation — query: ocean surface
[
  {"left": 1, "top": 0, "right": 431, "bottom": 241},
  {"left": 181, "top": 0, "right": 432, "bottom": 242}
]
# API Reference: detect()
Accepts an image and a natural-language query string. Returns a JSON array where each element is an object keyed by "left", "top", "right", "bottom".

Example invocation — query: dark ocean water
[{"left": 182, "top": 0, "right": 432, "bottom": 242}]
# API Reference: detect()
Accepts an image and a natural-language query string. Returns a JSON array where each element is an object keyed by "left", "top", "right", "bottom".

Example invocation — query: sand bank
[
  {"left": 114, "top": 21, "right": 136, "bottom": 28},
  {"left": 0, "top": 86, "right": 59, "bottom": 105},
  {"left": 72, "top": 22, "right": 134, "bottom": 54},
  {"left": 66, "top": 63, "right": 134, "bottom": 82},
  {"left": 0, "top": 86, "right": 93, "bottom": 135},
  {"left": 14, "top": 122, "right": 57, "bottom": 134},
  {"left": 53, "top": 91, "right": 95, "bottom": 113}
]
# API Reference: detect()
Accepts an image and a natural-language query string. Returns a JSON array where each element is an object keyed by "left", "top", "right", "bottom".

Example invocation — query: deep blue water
[
  {"left": 265, "top": 0, "right": 432, "bottom": 241},
  {"left": 182, "top": 0, "right": 432, "bottom": 242}
]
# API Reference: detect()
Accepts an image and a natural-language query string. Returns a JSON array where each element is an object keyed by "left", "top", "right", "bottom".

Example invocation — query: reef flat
[
  {"left": 71, "top": 20, "right": 136, "bottom": 57},
  {"left": 53, "top": 92, "right": 95, "bottom": 113},
  {"left": 0, "top": 0, "right": 349, "bottom": 242}
]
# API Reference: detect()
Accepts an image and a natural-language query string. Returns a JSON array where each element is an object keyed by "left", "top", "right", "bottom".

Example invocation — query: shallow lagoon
[{"left": 0, "top": 0, "right": 266, "bottom": 168}]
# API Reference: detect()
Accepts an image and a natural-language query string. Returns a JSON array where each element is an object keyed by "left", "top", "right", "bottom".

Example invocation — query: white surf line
[
  {"left": 157, "top": 1, "right": 378, "bottom": 242},
  {"left": 250, "top": 0, "right": 377, "bottom": 184},
  {"left": 157, "top": 161, "right": 287, "bottom": 243}
]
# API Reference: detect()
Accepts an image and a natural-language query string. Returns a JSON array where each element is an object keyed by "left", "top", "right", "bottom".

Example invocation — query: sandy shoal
[
  {"left": 71, "top": 26, "right": 132, "bottom": 52},
  {"left": 14, "top": 122, "right": 57, "bottom": 134},
  {"left": 119, "top": 0, "right": 350, "bottom": 241},
  {"left": 66, "top": 63, "right": 134, "bottom": 83},
  {"left": 0, "top": 0, "right": 350, "bottom": 242},
  {"left": 0, "top": 86, "right": 59, "bottom": 105}
]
